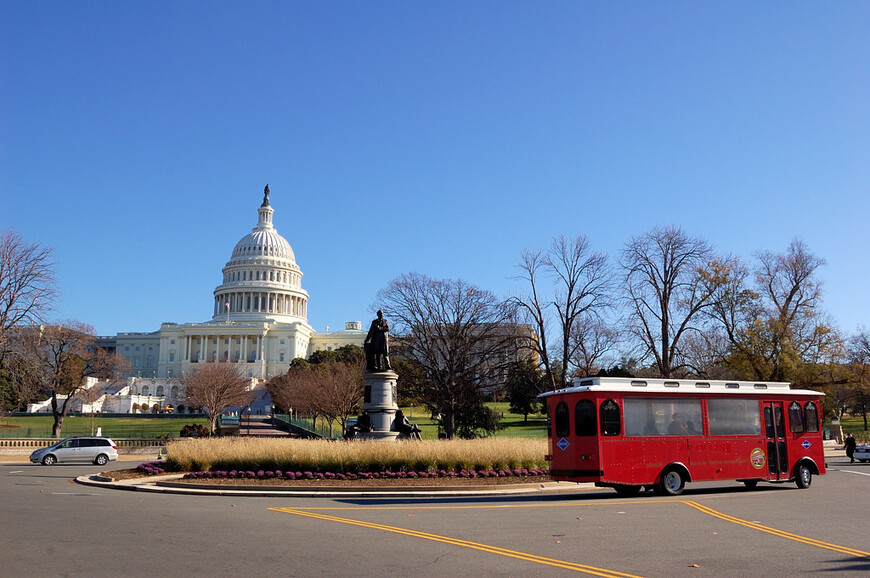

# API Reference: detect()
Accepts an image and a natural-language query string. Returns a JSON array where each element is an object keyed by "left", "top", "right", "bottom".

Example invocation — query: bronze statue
[
  {"left": 394, "top": 409, "right": 421, "bottom": 440},
  {"left": 364, "top": 310, "right": 391, "bottom": 371},
  {"left": 343, "top": 411, "right": 373, "bottom": 439},
  {"left": 262, "top": 184, "right": 270, "bottom": 206}
]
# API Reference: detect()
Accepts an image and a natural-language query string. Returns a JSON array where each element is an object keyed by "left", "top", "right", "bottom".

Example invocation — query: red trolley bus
[{"left": 541, "top": 377, "right": 826, "bottom": 496}]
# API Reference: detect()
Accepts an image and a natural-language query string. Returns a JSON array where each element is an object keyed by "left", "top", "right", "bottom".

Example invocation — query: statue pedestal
[{"left": 357, "top": 370, "right": 400, "bottom": 442}]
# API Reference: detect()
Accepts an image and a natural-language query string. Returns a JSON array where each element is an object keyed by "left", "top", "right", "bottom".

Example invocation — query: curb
[{"left": 74, "top": 474, "right": 592, "bottom": 498}]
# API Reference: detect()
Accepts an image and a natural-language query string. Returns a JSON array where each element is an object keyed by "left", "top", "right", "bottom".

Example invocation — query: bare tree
[
  {"left": 621, "top": 226, "right": 716, "bottom": 378},
  {"left": 513, "top": 250, "right": 557, "bottom": 390},
  {"left": 0, "top": 230, "right": 57, "bottom": 360},
  {"left": 569, "top": 314, "right": 620, "bottom": 378},
  {"left": 10, "top": 321, "right": 127, "bottom": 436},
  {"left": 706, "top": 240, "right": 831, "bottom": 382},
  {"left": 266, "top": 361, "right": 312, "bottom": 418},
  {"left": 183, "top": 361, "right": 254, "bottom": 434},
  {"left": 267, "top": 354, "right": 365, "bottom": 437},
  {"left": 514, "top": 235, "right": 613, "bottom": 389},
  {"left": 376, "top": 272, "right": 517, "bottom": 439},
  {"left": 305, "top": 360, "right": 365, "bottom": 437}
]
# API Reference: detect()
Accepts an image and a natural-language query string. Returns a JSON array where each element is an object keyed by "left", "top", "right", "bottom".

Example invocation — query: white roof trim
[{"left": 539, "top": 377, "right": 824, "bottom": 397}]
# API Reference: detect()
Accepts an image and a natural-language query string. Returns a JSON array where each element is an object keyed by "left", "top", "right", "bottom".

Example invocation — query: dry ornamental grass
[{"left": 165, "top": 436, "right": 549, "bottom": 474}]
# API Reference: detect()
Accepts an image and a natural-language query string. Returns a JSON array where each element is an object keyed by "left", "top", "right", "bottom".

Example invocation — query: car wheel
[
  {"left": 42, "top": 455, "right": 56, "bottom": 466},
  {"left": 94, "top": 454, "right": 108, "bottom": 466},
  {"left": 660, "top": 467, "right": 686, "bottom": 496},
  {"left": 795, "top": 463, "right": 812, "bottom": 489},
  {"left": 742, "top": 480, "right": 759, "bottom": 489},
  {"left": 613, "top": 484, "right": 642, "bottom": 498}
]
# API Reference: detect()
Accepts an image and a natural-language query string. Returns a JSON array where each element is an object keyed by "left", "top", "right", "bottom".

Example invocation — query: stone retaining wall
[{"left": 0, "top": 438, "right": 166, "bottom": 455}]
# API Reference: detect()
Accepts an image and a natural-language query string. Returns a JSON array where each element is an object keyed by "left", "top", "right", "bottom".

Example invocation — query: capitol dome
[{"left": 211, "top": 186, "right": 309, "bottom": 324}]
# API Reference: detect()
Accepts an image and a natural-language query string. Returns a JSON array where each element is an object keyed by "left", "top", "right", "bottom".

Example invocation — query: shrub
[{"left": 179, "top": 424, "right": 209, "bottom": 438}]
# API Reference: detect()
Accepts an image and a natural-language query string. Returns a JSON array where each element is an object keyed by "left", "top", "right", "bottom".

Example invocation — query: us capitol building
[{"left": 30, "top": 186, "right": 366, "bottom": 414}]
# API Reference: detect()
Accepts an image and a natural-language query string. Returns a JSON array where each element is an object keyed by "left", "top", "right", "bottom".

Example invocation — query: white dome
[
  {"left": 230, "top": 227, "right": 295, "bottom": 263},
  {"left": 211, "top": 187, "right": 309, "bottom": 324}
]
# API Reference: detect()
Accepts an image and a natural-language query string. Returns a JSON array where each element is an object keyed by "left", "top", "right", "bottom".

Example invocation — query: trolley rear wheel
[{"left": 660, "top": 467, "right": 686, "bottom": 496}]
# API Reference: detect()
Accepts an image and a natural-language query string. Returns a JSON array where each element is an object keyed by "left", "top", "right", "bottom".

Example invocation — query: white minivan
[{"left": 30, "top": 437, "right": 119, "bottom": 466}]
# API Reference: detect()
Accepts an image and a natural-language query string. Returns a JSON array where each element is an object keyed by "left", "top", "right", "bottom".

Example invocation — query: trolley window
[
  {"left": 555, "top": 401, "right": 570, "bottom": 438},
  {"left": 600, "top": 399, "right": 621, "bottom": 436},
  {"left": 707, "top": 399, "right": 762, "bottom": 435},
  {"left": 788, "top": 401, "right": 804, "bottom": 433},
  {"left": 804, "top": 401, "right": 819, "bottom": 433},
  {"left": 574, "top": 399, "right": 596, "bottom": 437},
  {"left": 623, "top": 398, "right": 703, "bottom": 436}
]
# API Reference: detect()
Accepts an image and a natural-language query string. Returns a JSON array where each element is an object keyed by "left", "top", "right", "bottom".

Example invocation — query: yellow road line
[
  {"left": 277, "top": 498, "right": 870, "bottom": 560},
  {"left": 269, "top": 507, "right": 643, "bottom": 578},
  {"left": 680, "top": 500, "right": 870, "bottom": 559}
]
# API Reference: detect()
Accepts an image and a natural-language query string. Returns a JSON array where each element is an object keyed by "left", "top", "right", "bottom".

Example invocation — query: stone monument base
[
  {"left": 356, "top": 430, "right": 401, "bottom": 441},
  {"left": 358, "top": 370, "right": 400, "bottom": 441}
]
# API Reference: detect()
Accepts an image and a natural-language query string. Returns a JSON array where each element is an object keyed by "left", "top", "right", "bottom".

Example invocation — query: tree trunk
[
  {"left": 443, "top": 408, "right": 456, "bottom": 439},
  {"left": 209, "top": 414, "right": 219, "bottom": 435},
  {"left": 51, "top": 414, "right": 64, "bottom": 438},
  {"left": 50, "top": 395, "right": 64, "bottom": 437}
]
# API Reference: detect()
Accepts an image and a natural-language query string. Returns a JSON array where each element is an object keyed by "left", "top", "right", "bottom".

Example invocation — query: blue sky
[{"left": 2, "top": 2, "right": 868, "bottom": 338}]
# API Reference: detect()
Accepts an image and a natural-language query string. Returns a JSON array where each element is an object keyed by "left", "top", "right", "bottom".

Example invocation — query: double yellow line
[
  {"left": 680, "top": 500, "right": 870, "bottom": 559},
  {"left": 271, "top": 499, "right": 870, "bottom": 575},
  {"left": 270, "top": 506, "right": 641, "bottom": 577}
]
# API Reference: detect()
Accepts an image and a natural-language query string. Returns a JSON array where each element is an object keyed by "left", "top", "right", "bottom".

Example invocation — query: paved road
[{"left": 1, "top": 454, "right": 868, "bottom": 577}]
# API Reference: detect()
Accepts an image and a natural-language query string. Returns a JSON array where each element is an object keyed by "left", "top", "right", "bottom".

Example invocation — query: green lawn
[
  {"left": 826, "top": 416, "right": 870, "bottom": 442},
  {"left": 0, "top": 415, "right": 209, "bottom": 439},
  {"left": 401, "top": 403, "right": 547, "bottom": 439}
]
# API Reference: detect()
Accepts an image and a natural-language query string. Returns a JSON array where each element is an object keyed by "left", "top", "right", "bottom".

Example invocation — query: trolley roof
[{"left": 538, "top": 376, "right": 825, "bottom": 397}]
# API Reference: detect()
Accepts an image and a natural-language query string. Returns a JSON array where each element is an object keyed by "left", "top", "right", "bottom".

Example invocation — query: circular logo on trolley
[{"left": 750, "top": 448, "right": 766, "bottom": 470}]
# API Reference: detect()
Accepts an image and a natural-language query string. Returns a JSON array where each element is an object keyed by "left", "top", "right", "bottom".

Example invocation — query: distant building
[{"left": 29, "top": 188, "right": 365, "bottom": 414}]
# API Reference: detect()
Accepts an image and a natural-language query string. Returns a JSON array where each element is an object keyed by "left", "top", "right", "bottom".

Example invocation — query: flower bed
[
  {"left": 181, "top": 467, "right": 549, "bottom": 482},
  {"left": 136, "top": 461, "right": 167, "bottom": 475}
]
